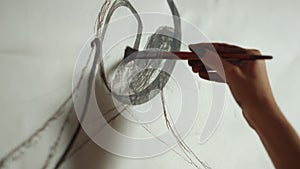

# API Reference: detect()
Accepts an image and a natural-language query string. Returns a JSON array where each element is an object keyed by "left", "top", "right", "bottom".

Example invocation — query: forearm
[
  {"left": 244, "top": 99, "right": 300, "bottom": 169},
  {"left": 188, "top": 43, "right": 300, "bottom": 168}
]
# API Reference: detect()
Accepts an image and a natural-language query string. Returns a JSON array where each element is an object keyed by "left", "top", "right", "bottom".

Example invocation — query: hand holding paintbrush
[
  {"left": 124, "top": 42, "right": 272, "bottom": 77},
  {"left": 124, "top": 43, "right": 272, "bottom": 82},
  {"left": 124, "top": 43, "right": 300, "bottom": 169},
  {"left": 188, "top": 43, "right": 300, "bottom": 169}
]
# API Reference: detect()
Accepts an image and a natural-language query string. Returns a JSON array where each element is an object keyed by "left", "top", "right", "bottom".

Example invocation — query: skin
[{"left": 186, "top": 43, "right": 300, "bottom": 169}]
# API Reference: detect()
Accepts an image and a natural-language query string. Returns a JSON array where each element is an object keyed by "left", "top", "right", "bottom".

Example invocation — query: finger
[
  {"left": 199, "top": 49, "right": 227, "bottom": 79},
  {"left": 245, "top": 49, "right": 261, "bottom": 55},
  {"left": 212, "top": 43, "right": 247, "bottom": 54},
  {"left": 218, "top": 53, "right": 262, "bottom": 60},
  {"left": 190, "top": 45, "right": 240, "bottom": 81},
  {"left": 188, "top": 60, "right": 202, "bottom": 67},
  {"left": 192, "top": 66, "right": 200, "bottom": 73},
  {"left": 189, "top": 43, "right": 261, "bottom": 55},
  {"left": 189, "top": 43, "right": 246, "bottom": 55},
  {"left": 188, "top": 60, "right": 213, "bottom": 71},
  {"left": 214, "top": 43, "right": 262, "bottom": 56},
  {"left": 198, "top": 71, "right": 225, "bottom": 83},
  {"left": 192, "top": 66, "right": 207, "bottom": 73}
]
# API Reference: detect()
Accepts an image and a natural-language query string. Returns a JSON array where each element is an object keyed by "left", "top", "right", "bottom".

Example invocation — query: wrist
[
  {"left": 242, "top": 94, "right": 280, "bottom": 129},
  {"left": 243, "top": 99, "right": 286, "bottom": 132}
]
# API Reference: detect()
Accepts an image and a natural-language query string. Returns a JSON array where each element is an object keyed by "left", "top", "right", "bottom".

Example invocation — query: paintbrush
[{"left": 124, "top": 44, "right": 273, "bottom": 61}]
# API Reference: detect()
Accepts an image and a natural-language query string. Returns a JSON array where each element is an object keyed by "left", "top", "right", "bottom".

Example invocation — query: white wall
[{"left": 0, "top": 0, "right": 299, "bottom": 169}]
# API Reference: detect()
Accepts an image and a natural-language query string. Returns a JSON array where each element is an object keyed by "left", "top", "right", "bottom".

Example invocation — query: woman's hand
[
  {"left": 187, "top": 43, "right": 275, "bottom": 127},
  {"left": 187, "top": 43, "right": 300, "bottom": 169}
]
